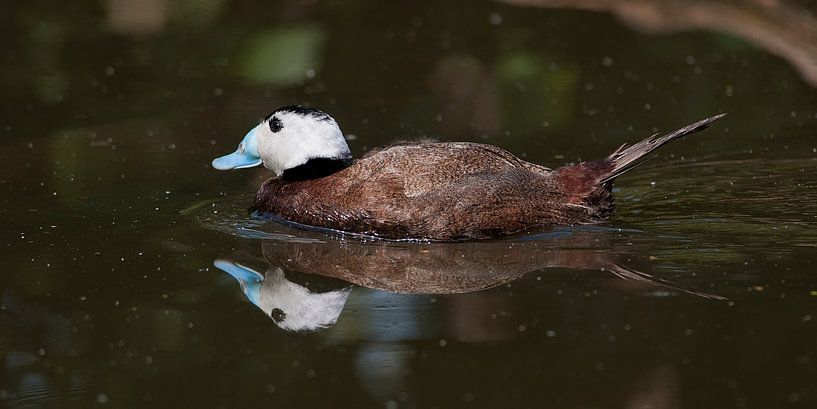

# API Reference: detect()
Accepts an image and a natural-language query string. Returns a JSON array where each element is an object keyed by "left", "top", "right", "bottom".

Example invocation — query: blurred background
[{"left": 2, "top": 0, "right": 817, "bottom": 408}]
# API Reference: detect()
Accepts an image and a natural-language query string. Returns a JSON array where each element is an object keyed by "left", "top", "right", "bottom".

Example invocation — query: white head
[{"left": 212, "top": 106, "right": 352, "bottom": 176}]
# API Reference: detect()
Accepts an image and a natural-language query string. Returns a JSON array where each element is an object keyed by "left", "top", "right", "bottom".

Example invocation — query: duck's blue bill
[
  {"left": 212, "top": 125, "right": 262, "bottom": 170},
  {"left": 213, "top": 258, "right": 263, "bottom": 306}
]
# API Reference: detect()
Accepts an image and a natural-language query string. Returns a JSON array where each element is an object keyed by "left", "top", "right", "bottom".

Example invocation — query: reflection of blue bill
[{"left": 213, "top": 259, "right": 263, "bottom": 306}]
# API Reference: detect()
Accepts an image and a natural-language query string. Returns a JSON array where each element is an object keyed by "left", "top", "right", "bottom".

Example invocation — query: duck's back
[
  {"left": 253, "top": 142, "right": 599, "bottom": 240},
  {"left": 358, "top": 142, "right": 551, "bottom": 192}
]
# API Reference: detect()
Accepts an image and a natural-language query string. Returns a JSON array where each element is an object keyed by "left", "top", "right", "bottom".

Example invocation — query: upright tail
[{"left": 600, "top": 113, "right": 726, "bottom": 183}]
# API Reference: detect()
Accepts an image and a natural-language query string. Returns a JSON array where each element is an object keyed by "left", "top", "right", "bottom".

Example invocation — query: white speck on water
[
  {"left": 438, "top": 339, "right": 447, "bottom": 347},
  {"left": 546, "top": 329, "right": 556, "bottom": 337},
  {"left": 96, "top": 393, "right": 109, "bottom": 404},
  {"left": 306, "top": 68, "right": 316, "bottom": 78},
  {"left": 489, "top": 13, "right": 502, "bottom": 25},
  {"left": 602, "top": 56, "right": 613, "bottom": 66},
  {"left": 213, "top": 88, "right": 223, "bottom": 96},
  {"left": 685, "top": 55, "right": 695, "bottom": 64},
  {"left": 105, "top": 66, "right": 115, "bottom": 76}
]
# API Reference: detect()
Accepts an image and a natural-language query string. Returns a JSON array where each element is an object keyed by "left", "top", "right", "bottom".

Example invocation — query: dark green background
[{"left": 2, "top": 1, "right": 817, "bottom": 408}]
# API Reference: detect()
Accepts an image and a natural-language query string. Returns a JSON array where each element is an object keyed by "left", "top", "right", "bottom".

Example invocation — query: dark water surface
[{"left": 3, "top": 1, "right": 817, "bottom": 408}]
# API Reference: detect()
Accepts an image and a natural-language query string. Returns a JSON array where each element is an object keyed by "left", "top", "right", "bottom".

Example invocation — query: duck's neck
[{"left": 280, "top": 157, "right": 352, "bottom": 181}]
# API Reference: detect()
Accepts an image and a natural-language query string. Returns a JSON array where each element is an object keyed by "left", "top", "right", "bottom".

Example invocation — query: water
[{"left": 3, "top": 1, "right": 817, "bottom": 407}]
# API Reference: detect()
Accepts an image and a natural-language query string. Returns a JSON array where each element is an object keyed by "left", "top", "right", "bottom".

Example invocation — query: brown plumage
[{"left": 250, "top": 113, "right": 725, "bottom": 241}]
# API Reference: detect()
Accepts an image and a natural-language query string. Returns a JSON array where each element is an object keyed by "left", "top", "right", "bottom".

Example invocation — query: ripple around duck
[
  {"left": 613, "top": 157, "right": 817, "bottom": 253},
  {"left": 190, "top": 190, "right": 636, "bottom": 246},
  {"left": 192, "top": 189, "right": 738, "bottom": 301},
  {"left": 188, "top": 156, "right": 817, "bottom": 301},
  {"left": 193, "top": 157, "right": 817, "bottom": 249}
]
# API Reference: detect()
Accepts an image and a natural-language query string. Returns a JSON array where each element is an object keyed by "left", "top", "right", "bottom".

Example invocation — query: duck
[{"left": 213, "top": 105, "right": 725, "bottom": 241}]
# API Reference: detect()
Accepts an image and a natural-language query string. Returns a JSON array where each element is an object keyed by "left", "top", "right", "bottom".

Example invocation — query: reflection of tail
[
  {"left": 603, "top": 264, "right": 727, "bottom": 301},
  {"left": 600, "top": 113, "right": 726, "bottom": 183}
]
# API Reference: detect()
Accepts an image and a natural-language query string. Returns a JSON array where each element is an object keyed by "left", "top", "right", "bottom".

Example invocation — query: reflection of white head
[{"left": 258, "top": 267, "right": 352, "bottom": 332}]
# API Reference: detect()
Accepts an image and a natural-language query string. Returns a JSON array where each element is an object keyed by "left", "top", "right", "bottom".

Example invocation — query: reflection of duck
[
  {"left": 214, "top": 233, "right": 724, "bottom": 332},
  {"left": 212, "top": 106, "right": 724, "bottom": 241},
  {"left": 261, "top": 237, "right": 619, "bottom": 294}
]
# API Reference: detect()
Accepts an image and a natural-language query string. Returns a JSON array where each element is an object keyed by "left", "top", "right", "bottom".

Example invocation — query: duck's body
[
  {"left": 254, "top": 142, "right": 588, "bottom": 240},
  {"left": 214, "top": 106, "right": 724, "bottom": 241}
]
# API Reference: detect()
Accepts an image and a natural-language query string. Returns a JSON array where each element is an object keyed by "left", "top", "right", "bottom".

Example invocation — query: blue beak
[
  {"left": 213, "top": 259, "right": 263, "bottom": 307},
  {"left": 212, "top": 125, "right": 263, "bottom": 170}
]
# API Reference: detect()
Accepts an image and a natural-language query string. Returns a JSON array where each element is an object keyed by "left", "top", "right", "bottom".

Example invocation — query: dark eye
[
  {"left": 269, "top": 117, "right": 283, "bottom": 133},
  {"left": 270, "top": 308, "right": 286, "bottom": 323}
]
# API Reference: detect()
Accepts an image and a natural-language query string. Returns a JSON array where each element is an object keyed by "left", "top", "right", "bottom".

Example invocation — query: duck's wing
[{"left": 357, "top": 142, "right": 550, "bottom": 197}]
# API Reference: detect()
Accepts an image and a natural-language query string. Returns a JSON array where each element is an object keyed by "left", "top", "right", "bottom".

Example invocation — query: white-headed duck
[{"left": 213, "top": 106, "right": 724, "bottom": 241}]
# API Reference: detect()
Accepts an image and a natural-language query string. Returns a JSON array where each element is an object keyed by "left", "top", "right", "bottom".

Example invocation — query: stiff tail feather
[{"left": 600, "top": 113, "right": 726, "bottom": 183}]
